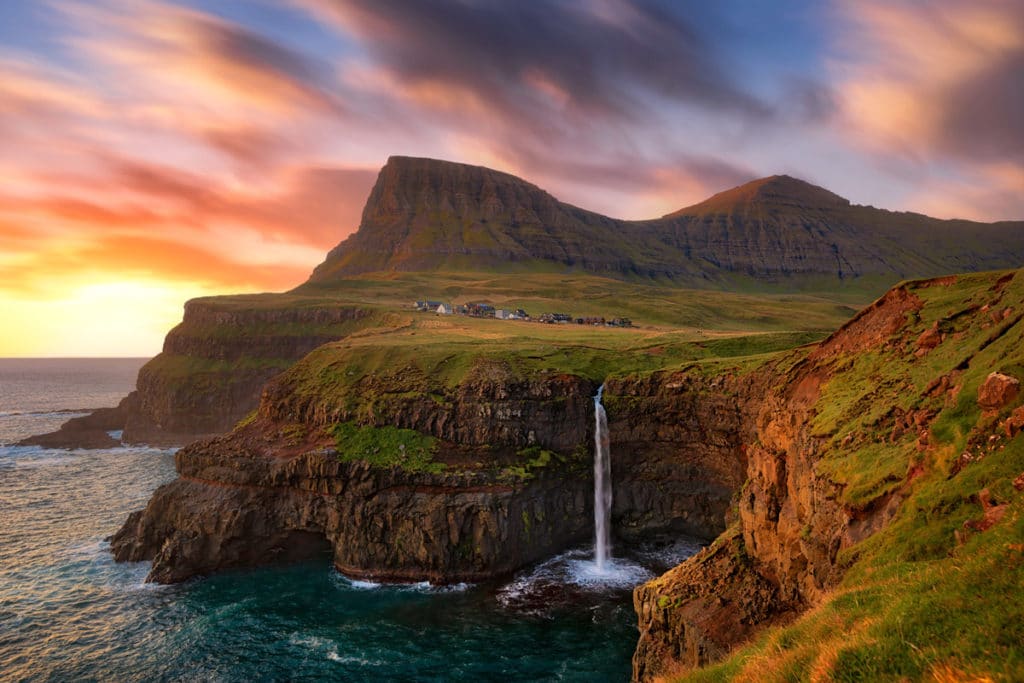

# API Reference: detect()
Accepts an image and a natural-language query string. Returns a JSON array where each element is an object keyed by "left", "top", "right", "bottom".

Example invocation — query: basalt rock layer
[
  {"left": 632, "top": 269, "right": 1024, "bottom": 681},
  {"left": 119, "top": 299, "right": 382, "bottom": 446},
  {"left": 111, "top": 438, "right": 593, "bottom": 584},
  {"left": 110, "top": 344, "right": 763, "bottom": 584}
]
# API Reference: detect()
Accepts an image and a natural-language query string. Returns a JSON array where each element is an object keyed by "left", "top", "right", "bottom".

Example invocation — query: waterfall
[{"left": 593, "top": 384, "right": 612, "bottom": 571}]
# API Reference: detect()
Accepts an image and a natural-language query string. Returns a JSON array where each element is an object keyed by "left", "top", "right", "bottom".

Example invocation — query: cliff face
[
  {"left": 111, "top": 440, "right": 593, "bottom": 584},
  {"left": 306, "top": 156, "right": 1024, "bottom": 288},
  {"left": 605, "top": 369, "right": 767, "bottom": 541},
  {"left": 110, "top": 339, "right": 769, "bottom": 584},
  {"left": 119, "top": 300, "right": 379, "bottom": 445},
  {"left": 632, "top": 269, "right": 1024, "bottom": 680}
]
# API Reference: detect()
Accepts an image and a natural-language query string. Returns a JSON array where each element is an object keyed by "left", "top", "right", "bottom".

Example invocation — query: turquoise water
[{"left": 0, "top": 359, "right": 698, "bottom": 682}]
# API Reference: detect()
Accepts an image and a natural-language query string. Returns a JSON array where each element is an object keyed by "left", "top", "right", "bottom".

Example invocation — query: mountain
[{"left": 305, "top": 156, "right": 1024, "bottom": 289}]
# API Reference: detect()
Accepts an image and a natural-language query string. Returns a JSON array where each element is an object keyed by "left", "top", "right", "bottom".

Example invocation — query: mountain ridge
[{"left": 305, "top": 156, "right": 1024, "bottom": 290}]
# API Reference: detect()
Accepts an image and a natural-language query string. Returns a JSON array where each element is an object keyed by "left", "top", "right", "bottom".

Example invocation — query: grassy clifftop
[{"left": 670, "top": 269, "right": 1024, "bottom": 681}]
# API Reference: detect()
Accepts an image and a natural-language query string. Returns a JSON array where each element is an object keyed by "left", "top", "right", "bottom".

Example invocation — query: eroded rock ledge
[
  {"left": 111, "top": 442, "right": 592, "bottom": 584},
  {"left": 111, "top": 355, "right": 753, "bottom": 585}
]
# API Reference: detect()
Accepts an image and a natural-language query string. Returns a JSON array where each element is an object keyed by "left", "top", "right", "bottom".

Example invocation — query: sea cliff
[
  {"left": 632, "top": 269, "right": 1024, "bottom": 681},
  {"left": 111, "top": 348, "right": 752, "bottom": 584}
]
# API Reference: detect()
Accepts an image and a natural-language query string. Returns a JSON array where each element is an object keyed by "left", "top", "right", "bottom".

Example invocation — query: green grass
[
  {"left": 674, "top": 269, "right": 1024, "bottom": 681},
  {"left": 296, "top": 270, "right": 862, "bottom": 332},
  {"left": 332, "top": 421, "right": 444, "bottom": 474},
  {"left": 687, "top": 445, "right": 1024, "bottom": 682},
  {"left": 500, "top": 445, "right": 584, "bottom": 480}
]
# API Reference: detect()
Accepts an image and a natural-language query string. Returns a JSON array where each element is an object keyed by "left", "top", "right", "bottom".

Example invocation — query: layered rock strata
[
  {"left": 632, "top": 271, "right": 1024, "bottom": 680},
  {"left": 308, "top": 156, "right": 1024, "bottom": 287},
  {"left": 111, "top": 354, "right": 759, "bottom": 584},
  {"left": 111, "top": 439, "right": 592, "bottom": 584}
]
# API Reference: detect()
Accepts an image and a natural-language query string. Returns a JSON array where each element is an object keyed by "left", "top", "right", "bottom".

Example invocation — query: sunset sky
[{"left": 1, "top": 0, "right": 1022, "bottom": 356}]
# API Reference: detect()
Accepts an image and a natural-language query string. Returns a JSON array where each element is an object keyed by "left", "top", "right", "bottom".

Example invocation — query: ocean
[{"left": 0, "top": 358, "right": 698, "bottom": 682}]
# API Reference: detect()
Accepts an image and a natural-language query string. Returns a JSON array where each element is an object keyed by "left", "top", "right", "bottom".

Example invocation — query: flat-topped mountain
[{"left": 306, "top": 157, "right": 1024, "bottom": 289}]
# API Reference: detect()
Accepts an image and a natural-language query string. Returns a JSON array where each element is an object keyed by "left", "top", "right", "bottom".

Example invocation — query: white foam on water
[
  {"left": 331, "top": 570, "right": 473, "bottom": 593},
  {"left": 326, "top": 651, "right": 384, "bottom": 666},
  {"left": 562, "top": 557, "right": 653, "bottom": 589},
  {"left": 496, "top": 545, "right": 656, "bottom": 613},
  {"left": 291, "top": 633, "right": 384, "bottom": 666}
]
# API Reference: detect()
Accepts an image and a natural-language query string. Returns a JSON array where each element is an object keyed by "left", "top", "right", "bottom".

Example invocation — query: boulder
[
  {"left": 915, "top": 323, "right": 942, "bottom": 355},
  {"left": 977, "top": 372, "right": 1020, "bottom": 412},
  {"left": 1004, "top": 406, "right": 1024, "bottom": 438}
]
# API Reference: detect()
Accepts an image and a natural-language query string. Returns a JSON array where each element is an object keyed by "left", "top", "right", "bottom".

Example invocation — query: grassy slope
[
  {"left": 681, "top": 270, "right": 1024, "bottom": 682},
  {"left": 283, "top": 309, "right": 823, "bottom": 404},
  {"left": 295, "top": 270, "right": 862, "bottom": 330},
  {"left": 168, "top": 268, "right": 860, "bottom": 392}
]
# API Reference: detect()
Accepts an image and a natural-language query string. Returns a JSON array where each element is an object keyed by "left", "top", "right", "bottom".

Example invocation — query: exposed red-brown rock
[
  {"left": 977, "top": 372, "right": 1020, "bottom": 412},
  {"left": 961, "top": 488, "right": 1008, "bottom": 535},
  {"left": 915, "top": 322, "right": 942, "bottom": 355},
  {"left": 1004, "top": 406, "right": 1024, "bottom": 438},
  {"left": 633, "top": 530, "right": 792, "bottom": 679}
]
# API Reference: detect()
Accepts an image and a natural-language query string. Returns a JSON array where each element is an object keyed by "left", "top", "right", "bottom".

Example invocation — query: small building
[
  {"left": 495, "top": 309, "right": 509, "bottom": 320},
  {"left": 415, "top": 300, "right": 442, "bottom": 312},
  {"left": 466, "top": 302, "right": 496, "bottom": 317},
  {"left": 436, "top": 303, "right": 453, "bottom": 315}
]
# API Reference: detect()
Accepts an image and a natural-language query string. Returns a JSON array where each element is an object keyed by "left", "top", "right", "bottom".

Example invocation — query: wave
[
  {"left": 330, "top": 571, "right": 473, "bottom": 594},
  {"left": 289, "top": 634, "right": 386, "bottom": 666},
  {"left": 0, "top": 409, "right": 96, "bottom": 418}
]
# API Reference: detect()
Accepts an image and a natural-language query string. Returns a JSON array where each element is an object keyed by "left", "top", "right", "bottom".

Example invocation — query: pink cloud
[{"left": 830, "top": 0, "right": 1024, "bottom": 219}]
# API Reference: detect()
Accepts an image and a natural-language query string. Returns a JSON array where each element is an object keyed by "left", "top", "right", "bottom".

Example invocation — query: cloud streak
[
  {"left": 831, "top": 0, "right": 1024, "bottom": 219},
  {"left": 1, "top": 0, "right": 1022, "bottom": 355}
]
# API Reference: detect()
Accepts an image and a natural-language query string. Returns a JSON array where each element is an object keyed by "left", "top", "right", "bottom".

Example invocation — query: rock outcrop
[
  {"left": 632, "top": 270, "right": 1024, "bottom": 680},
  {"left": 111, "top": 438, "right": 592, "bottom": 584},
  {"left": 977, "top": 372, "right": 1020, "bottom": 412},
  {"left": 110, "top": 339, "right": 773, "bottom": 584},
  {"left": 18, "top": 398, "right": 131, "bottom": 449}
]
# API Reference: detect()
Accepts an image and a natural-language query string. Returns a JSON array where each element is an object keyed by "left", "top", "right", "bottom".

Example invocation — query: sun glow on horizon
[{"left": 0, "top": 279, "right": 236, "bottom": 358}]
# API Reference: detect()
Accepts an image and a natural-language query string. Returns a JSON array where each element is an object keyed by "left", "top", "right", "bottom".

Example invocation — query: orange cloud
[{"left": 831, "top": 0, "right": 1024, "bottom": 219}]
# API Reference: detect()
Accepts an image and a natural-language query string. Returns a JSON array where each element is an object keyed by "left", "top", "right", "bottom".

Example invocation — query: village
[{"left": 412, "top": 300, "right": 633, "bottom": 327}]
